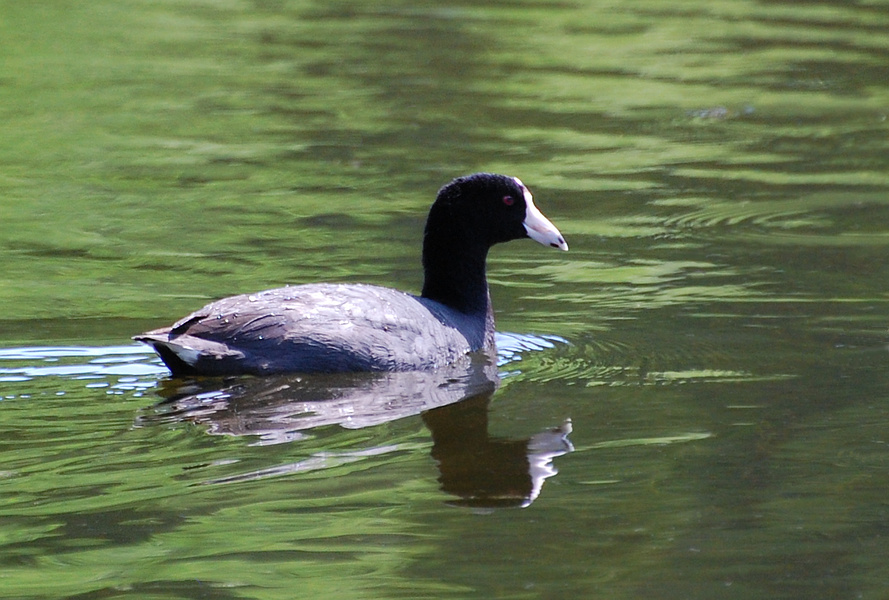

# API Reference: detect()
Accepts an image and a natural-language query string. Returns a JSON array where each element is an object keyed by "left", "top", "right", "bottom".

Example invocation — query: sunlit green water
[{"left": 3, "top": 1, "right": 889, "bottom": 598}]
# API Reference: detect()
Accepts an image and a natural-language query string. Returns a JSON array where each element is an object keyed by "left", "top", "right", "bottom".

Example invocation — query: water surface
[{"left": 2, "top": 1, "right": 889, "bottom": 598}]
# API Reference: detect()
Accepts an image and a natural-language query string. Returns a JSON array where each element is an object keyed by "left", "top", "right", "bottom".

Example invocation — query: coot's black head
[
  {"left": 421, "top": 173, "right": 567, "bottom": 313},
  {"left": 426, "top": 173, "right": 568, "bottom": 251}
]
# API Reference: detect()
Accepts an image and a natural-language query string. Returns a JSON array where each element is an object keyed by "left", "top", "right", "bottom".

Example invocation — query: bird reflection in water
[{"left": 138, "top": 353, "right": 573, "bottom": 508}]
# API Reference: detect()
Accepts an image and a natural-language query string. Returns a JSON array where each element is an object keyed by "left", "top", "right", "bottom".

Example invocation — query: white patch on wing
[{"left": 170, "top": 344, "right": 201, "bottom": 366}]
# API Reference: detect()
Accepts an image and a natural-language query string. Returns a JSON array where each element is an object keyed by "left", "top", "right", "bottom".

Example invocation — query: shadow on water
[{"left": 137, "top": 350, "right": 573, "bottom": 508}]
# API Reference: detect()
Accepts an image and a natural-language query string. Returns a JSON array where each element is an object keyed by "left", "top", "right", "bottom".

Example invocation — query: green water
[{"left": 3, "top": 1, "right": 889, "bottom": 598}]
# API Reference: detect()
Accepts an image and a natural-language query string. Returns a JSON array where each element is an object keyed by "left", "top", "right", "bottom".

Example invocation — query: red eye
[{"left": 502, "top": 195, "right": 515, "bottom": 206}]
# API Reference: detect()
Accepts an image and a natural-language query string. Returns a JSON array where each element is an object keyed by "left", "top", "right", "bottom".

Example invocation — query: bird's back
[{"left": 135, "top": 283, "right": 483, "bottom": 376}]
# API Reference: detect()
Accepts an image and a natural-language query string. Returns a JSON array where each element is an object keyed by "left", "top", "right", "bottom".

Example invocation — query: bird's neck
[{"left": 421, "top": 234, "right": 492, "bottom": 317}]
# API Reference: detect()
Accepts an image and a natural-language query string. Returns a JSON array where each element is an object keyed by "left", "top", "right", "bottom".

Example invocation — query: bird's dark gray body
[{"left": 136, "top": 283, "right": 493, "bottom": 375}]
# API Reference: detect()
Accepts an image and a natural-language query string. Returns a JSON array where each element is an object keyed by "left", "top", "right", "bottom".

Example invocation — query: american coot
[{"left": 134, "top": 173, "right": 568, "bottom": 376}]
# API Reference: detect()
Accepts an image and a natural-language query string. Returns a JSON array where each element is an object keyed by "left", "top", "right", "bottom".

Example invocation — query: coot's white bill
[{"left": 515, "top": 177, "right": 569, "bottom": 251}]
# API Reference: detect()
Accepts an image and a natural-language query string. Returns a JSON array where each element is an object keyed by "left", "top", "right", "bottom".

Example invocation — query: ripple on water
[
  {"left": 1, "top": 337, "right": 570, "bottom": 397},
  {"left": 495, "top": 332, "right": 567, "bottom": 366},
  {"left": 0, "top": 334, "right": 791, "bottom": 398},
  {"left": 503, "top": 331, "right": 793, "bottom": 387},
  {"left": 0, "top": 345, "right": 165, "bottom": 396},
  {"left": 652, "top": 192, "right": 889, "bottom": 245}
]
